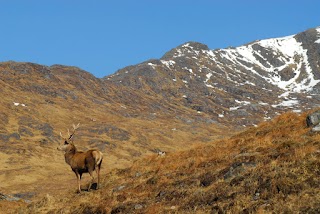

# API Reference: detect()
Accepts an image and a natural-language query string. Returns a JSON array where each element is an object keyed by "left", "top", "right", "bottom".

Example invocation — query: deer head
[{"left": 57, "top": 123, "right": 80, "bottom": 151}]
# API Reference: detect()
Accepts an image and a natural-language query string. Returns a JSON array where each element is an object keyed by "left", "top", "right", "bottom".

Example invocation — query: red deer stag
[{"left": 57, "top": 124, "right": 103, "bottom": 193}]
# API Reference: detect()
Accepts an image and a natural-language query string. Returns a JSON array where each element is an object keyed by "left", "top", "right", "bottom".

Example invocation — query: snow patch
[
  {"left": 161, "top": 60, "right": 175, "bottom": 68},
  {"left": 315, "top": 27, "right": 320, "bottom": 43},
  {"left": 220, "top": 33, "right": 320, "bottom": 93},
  {"left": 258, "top": 35, "right": 299, "bottom": 57},
  {"left": 239, "top": 81, "right": 256, "bottom": 86},
  {"left": 204, "top": 73, "right": 215, "bottom": 88},
  {"left": 13, "top": 102, "right": 27, "bottom": 107},
  {"left": 258, "top": 102, "right": 269, "bottom": 106},
  {"left": 279, "top": 91, "right": 290, "bottom": 98},
  {"left": 205, "top": 83, "right": 214, "bottom": 88},
  {"left": 292, "top": 109, "right": 302, "bottom": 113},
  {"left": 272, "top": 100, "right": 299, "bottom": 108},
  {"left": 235, "top": 100, "right": 251, "bottom": 105},
  {"left": 206, "top": 73, "right": 213, "bottom": 82},
  {"left": 182, "top": 43, "right": 191, "bottom": 48},
  {"left": 230, "top": 106, "right": 241, "bottom": 111},
  {"left": 148, "top": 63, "right": 157, "bottom": 69},
  {"left": 264, "top": 116, "right": 272, "bottom": 121},
  {"left": 205, "top": 50, "right": 216, "bottom": 59}
]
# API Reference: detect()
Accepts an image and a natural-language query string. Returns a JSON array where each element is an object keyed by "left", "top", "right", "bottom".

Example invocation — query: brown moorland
[
  {"left": 0, "top": 61, "right": 226, "bottom": 212},
  {"left": 13, "top": 110, "right": 320, "bottom": 213}
]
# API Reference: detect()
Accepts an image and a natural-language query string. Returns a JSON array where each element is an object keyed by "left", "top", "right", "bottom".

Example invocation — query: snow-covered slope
[
  {"left": 209, "top": 35, "right": 319, "bottom": 93},
  {"left": 107, "top": 26, "right": 320, "bottom": 127}
]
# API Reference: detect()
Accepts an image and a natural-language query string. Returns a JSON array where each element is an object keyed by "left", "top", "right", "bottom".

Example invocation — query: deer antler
[
  {"left": 68, "top": 123, "right": 80, "bottom": 140},
  {"left": 60, "top": 123, "right": 80, "bottom": 140},
  {"left": 60, "top": 132, "right": 65, "bottom": 139},
  {"left": 73, "top": 123, "right": 80, "bottom": 130}
]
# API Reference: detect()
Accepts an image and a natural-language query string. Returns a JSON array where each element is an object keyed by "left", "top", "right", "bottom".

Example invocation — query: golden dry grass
[
  {"left": 15, "top": 110, "right": 320, "bottom": 213},
  {"left": 0, "top": 62, "right": 229, "bottom": 214}
]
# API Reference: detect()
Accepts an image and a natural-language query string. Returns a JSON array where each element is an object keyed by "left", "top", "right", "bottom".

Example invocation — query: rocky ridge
[{"left": 107, "top": 26, "right": 320, "bottom": 127}]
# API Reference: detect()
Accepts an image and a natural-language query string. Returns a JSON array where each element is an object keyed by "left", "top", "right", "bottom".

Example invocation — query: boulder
[
  {"left": 306, "top": 110, "right": 320, "bottom": 127},
  {"left": 305, "top": 110, "right": 320, "bottom": 132}
]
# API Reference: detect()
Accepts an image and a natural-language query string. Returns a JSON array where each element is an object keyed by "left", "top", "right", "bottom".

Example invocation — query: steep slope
[
  {"left": 19, "top": 110, "right": 320, "bottom": 213},
  {"left": 107, "top": 27, "right": 320, "bottom": 127}
]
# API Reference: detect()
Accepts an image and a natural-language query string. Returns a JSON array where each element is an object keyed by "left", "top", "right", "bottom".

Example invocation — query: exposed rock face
[{"left": 107, "top": 27, "right": 320, "bottom": 127}]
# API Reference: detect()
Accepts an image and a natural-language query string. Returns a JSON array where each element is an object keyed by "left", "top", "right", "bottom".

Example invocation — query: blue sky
[{"left": 1, "top": 1, "right": 319, "bottom": 78}]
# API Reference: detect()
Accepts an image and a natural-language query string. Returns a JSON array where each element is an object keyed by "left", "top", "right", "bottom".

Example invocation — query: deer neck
[{"left": 64, "top": 144, "right": 77, "bottom": 165}]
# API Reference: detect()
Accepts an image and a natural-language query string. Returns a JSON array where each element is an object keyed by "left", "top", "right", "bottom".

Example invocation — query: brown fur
[{"left": 58, "top": 142, "right": 103, "bottom": 193}]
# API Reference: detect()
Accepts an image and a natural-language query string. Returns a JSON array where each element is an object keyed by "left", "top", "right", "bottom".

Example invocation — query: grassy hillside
[
  {"left": 13, "top": 111, "right": 320, "bottom": 213},
  {"left": 0, "top": 62, "right": 226, "bottom": 203}
]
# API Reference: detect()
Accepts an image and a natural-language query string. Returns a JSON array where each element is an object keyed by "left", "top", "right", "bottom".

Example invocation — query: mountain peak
[
  {"left": 180, "top": 42, "right": 210, "bottom": 51},
  {"left": 161, "top": 41, "right": 209, "bottom": 60}
]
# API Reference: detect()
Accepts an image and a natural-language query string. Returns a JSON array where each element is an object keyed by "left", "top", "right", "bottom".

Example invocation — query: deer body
[{"left": 58, "top": 124, "right": 103, "bottom": 193}]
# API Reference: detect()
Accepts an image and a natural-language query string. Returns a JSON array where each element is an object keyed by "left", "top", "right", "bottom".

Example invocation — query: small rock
[
  {"left": 253, "top": 192, "right": 260, "bottom": 200},
  {"left": 312, "top": 125, "right": 320, "bottom": 132},
  {"left": 135, "top": 172, "right": 141, "bottom": 177},
  {"left": 113, "top": 185, "right": 125, "bottom": 192},
  {"left": 135, "top": 204, "right": 143, "bottom": 210},
  {"left": 156, "top": 191, "right": 166, "bottom": 199}
]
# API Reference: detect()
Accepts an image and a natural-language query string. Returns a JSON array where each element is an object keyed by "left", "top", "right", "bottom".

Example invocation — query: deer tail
[{"left": 92, "top": 150, "right": 103, "bottom": 167}]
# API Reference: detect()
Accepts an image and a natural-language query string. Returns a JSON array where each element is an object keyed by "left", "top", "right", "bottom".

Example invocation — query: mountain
[
  {"left": 107, "top": 26, "right": 320, "bottom": 127},
  {"left": 0, "top": 26, "right": 320, "bottom": 209}
]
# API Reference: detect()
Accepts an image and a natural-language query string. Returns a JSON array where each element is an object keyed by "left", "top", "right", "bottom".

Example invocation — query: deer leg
[
  {"left": 79, "top": 173, "right": 83, "bottom": 192},
  {"left": 96, "top": 165, "right": 101, "bottom": 189},
  {"left": 74, "top": 171, "right": 82, "bottom": 193},
  {"left": 88, "top": 170, "right": 94, "bottom": 191},
  {"left": 96, "top": 157, "right": 103, "bottom": 190}
]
